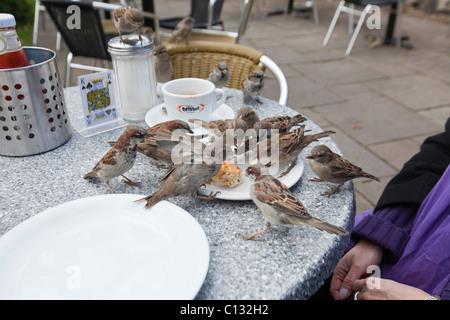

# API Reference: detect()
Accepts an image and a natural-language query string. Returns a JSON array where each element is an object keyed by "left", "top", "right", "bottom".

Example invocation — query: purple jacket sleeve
[{"left": 349, "top": 205, "right": 417, "bottom": 261}]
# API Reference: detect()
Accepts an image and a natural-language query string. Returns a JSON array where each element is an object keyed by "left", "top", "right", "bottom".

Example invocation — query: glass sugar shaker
[{"left": 108, "top": 34, "right": 157, "bottom": 122}]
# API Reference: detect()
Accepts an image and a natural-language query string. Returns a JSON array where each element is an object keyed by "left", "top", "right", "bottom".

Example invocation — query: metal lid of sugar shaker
[{"left": 108, "top": 34, "right": 154, "bottom": 55}]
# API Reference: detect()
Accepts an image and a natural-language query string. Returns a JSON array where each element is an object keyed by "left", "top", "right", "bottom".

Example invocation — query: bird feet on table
[
  {"left": 195, "top": 190, "right": 221, "bottom": 201},
  {"left": 121, "top": 175, "right": 141, "bottom": 187},
  {"left": 106, "top": 183, "right": 116, "bottom": 194},
  {"left": 309, "top": 178, "right": 324, "bottom": 182},
  {"left": 153, "top": 161, "right": 167, "bottom": 170},
  {"left": 278, "top": 160, "right": 297, "bottom": 178},
  {"left": 321, "top": 186, "right": 341, "bottom": 197},
  {"left": 237, "top": 232, "right": 264, "bottom": 242}
]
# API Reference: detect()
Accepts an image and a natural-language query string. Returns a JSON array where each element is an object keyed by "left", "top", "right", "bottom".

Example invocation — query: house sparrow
[
  {"left": 237, "top": 106, "right": 260, "bottom": 129},
  {"left": 171, "top": 16, "right": 195, "bottom": 46},
  {"left": 153, "top": 45, "right": 173, "bottom": 83},
  {"left": 146, "top": 119, "right": 192, "bottom": 136},
  {"left": 307, "top": 145, "right": 380, "bottom": 196},
  {"left": 136, "top": 134, "right": 231, "bottom": 209},
  {"left": 207, "top": 62, "right": 229, "bottom": 88},
  {"left": 84, "top": 125, "right": 150, "bottom": 193},
  {"left": 108, "top": 120, "right": 192, "bottom": 169},
  {"left": 254, "top": 114, "right": 307, "bottom": 135},
  {"left": 256, "top": 126, "right": 335, "bottom": 177},
  {"left": 189, "top": 117, "right": 248, "bottom": 141},
  {"left": 242, "top": 70, "right": 266, "bottom": 104},
  {"left": 113, "top": 7, "right": 144, "bottom": 43},
  {"left": 238, "top": 166, "right": 348, "bottom": 241},
  {"left": 138, "top": 120, "right": 193, "bottom": 168}
]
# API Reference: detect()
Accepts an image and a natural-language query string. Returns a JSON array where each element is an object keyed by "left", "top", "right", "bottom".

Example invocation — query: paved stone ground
[{"left": 34, "top": 0, "right": 449, "bottom": 215}]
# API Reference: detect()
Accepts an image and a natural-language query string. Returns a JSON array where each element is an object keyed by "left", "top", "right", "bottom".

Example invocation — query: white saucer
[
  {"left": 198, "top": 159, "right": 304, "bottom": 201},
  {"left": 145, "top": 103, "right": 235, "bottom": 136}
]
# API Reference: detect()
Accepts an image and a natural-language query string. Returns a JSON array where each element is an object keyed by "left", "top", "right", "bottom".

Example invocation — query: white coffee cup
[{"left": 162, "top": 78, "right": 226, "bottom": 123}]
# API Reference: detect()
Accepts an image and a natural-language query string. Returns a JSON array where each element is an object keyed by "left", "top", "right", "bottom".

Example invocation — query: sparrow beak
[
  {"left": 143, "top": 131, "right": 153, "bottom": 138},
  {"left": 306, "top": 154, "right": 314, "bottom": 159}
]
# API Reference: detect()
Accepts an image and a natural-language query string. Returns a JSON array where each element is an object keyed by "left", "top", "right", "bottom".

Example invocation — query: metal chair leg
[
  {"left": 348, "top": 3, "right": 354, "bottom": 34},
  {"left": 345, "top": 4, "right": 372, "bottom": 55},
  {"left": 65, "top": 52, "right": 73, "bottom": 87},
  {"left": 33, "top": 0, "right": 41, "bottom": 46},
  {"left": 312, "top": 0, "right": 319, "bottom": 25},
  {"left": 56, "top": 32, "right": 61, "bottom": 51},
  {"left": 323, "top": 0, "right": 345, "bottom": 46}
]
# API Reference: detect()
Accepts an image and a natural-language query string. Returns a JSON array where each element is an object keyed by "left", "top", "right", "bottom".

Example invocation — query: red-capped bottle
[{"left": 0, "top": 13, "right": 30, "bottom": 69}]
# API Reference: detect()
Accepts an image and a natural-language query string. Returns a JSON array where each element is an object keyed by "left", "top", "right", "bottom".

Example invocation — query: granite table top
[{"left": 0, "top": 87, "right": 355, "bottom": 300}]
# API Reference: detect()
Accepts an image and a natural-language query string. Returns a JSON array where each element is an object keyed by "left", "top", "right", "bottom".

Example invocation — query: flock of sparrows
[
  {"left": 112, "top": 7, "right": 267, "bottom": 104},
  {"left": 84, "top": 104, "right": 380, "bottom": 241},
  {"left": 106, "top": 6, "right": 379, "bottom": 241}
]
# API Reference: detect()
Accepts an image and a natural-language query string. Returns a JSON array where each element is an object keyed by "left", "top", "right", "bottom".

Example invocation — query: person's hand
[
  {"left": 352, "top": 278, "right": 430, "bottom": 300},
  {"left": 330, "top": 239, "right": 384, "bottom": 300}
]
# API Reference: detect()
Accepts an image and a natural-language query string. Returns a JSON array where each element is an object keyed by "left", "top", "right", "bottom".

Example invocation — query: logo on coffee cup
[{"left": 177, "top": 104, "right": 205, "bottom": 114}]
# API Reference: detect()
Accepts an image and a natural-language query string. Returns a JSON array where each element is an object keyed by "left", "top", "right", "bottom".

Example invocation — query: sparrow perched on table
[
  {"left": 171, "top": 17, "right": 195, "bottom": 46},
  {"left": 189, "top": 117, "right": 248, "bottom": 141},
  {"left": 153, "top": 45, "right": 173, "bottom": 83},
  {"left": 108, "top": 120, "right": 192, "bottom": 169},
  {"left": 307, "top": 145, "right": 380, "bottom": 196},
  {"left": 207, "top": 61, "right": 229, "bottom": 88},
  {"left": 237, "top": 166, "right": 348, "bottom": 241},
  {"left": 84, "top": 125, "right": 150, "bottom": 194},
  {"left": 136, "top": 132, "right": 230, "bottom": 209},
  {"left": 254, "top": 114, "right": 307, "bottom": 135},
  {"left": 242, "top": 70, "right": 266, "bottom": 104},
  {"left": 237, "top": 106, "right": 260, "bottom": 129},
  {"left": 256, "top": 126, "right": 335, "bottom": 177},
  {"left": 138, "top": 120, "right": 193, "bottom": 168},
  {"left": 113, "top": 6, "right": 144, "bottom": 43},
  {"left": 146, "top": 119, "right": 192, "bottom": 136}
]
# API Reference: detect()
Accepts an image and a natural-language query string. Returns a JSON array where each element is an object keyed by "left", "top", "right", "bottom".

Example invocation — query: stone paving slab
[
  {"left": 292, "top": 59, "right": 385, "bottom": 86},
  {"left": 313, "top": 95, "right": 440, "bottom": 145},
  {"left": 368, "top": 138, "right": 423, "bottom": 171},
  {"left": 364, "top": 74, "right": 450, "bottom": 110}
]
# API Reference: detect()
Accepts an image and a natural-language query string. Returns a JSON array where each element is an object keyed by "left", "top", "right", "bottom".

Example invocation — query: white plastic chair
[
  {"left": 323, "top": 0, "right": 400, "bottom": 55},
  {"left": 33, "top": 0, "right": 62, "bottom": 50}
]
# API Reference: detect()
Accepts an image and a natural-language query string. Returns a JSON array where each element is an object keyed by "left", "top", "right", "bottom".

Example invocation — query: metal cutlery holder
[{"left": 0, "top": 47, "right": 72, "bottom": 156}]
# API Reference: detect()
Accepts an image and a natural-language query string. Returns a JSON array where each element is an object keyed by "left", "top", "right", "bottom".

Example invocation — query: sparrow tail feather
[
  {"left": 83, "top": 172, "right": 96, "bottom": 180},
  {"left": 361, "top": 172, "right": 380, "bottom": 182},
  {"left": 301, "top": 130, "right": 336, "bottom": 149},
  {"left": 308, "top": 218, "right": 348, "bottom": 235},
  {"left": 135, "top": 190, "right": 170, "bottom": 209}
]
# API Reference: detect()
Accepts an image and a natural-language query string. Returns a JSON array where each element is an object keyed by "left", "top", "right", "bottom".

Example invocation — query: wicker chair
[{"left": 166, "top": 41, "right": 289, "bottom": 106}]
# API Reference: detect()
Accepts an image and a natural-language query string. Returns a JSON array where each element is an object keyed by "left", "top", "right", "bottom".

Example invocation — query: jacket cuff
[{"left": 351, "top": 206, "right": 417, "bottom": 260}]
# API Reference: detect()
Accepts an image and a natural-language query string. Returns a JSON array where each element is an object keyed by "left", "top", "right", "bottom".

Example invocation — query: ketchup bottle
[{"left": 0, "top": 13, "right": 30, "bottom": 69}]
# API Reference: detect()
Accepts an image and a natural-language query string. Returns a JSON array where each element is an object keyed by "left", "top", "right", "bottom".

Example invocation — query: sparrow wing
[
  {"left": 330, "top": 155, "right": 363, "bottom": 179},
  {"left": 254, "top": 176, "right": 311, "bottom": 218},
  {"left": 96, "top": 148, "right": 118, "bottom": 168}
]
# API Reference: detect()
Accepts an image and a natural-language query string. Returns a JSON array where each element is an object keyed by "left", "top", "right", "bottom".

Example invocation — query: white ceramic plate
[
  {"left": 199, "top": 159, "right": 304, "bottom": 201},
  {"left": 145, "top": 103, "right": 235, "bottom": 136},
  {"left": 0, "top": 195, "right": 209, "bottom": 300}
]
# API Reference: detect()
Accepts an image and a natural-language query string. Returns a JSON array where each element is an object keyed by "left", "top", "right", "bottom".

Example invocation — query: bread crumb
[{"left": 212, "top": 161, "right": 243, "bottom": 188}]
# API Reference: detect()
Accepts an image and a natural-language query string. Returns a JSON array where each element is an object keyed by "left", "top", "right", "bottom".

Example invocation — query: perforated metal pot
[{"left": 0, "top": 47, "right": 72, "bottom": 156}]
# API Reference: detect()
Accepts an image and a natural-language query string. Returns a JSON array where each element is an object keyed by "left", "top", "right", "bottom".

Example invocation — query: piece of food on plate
[{"left": 212, "top": 161, "right": 243, "bottom": 188}]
